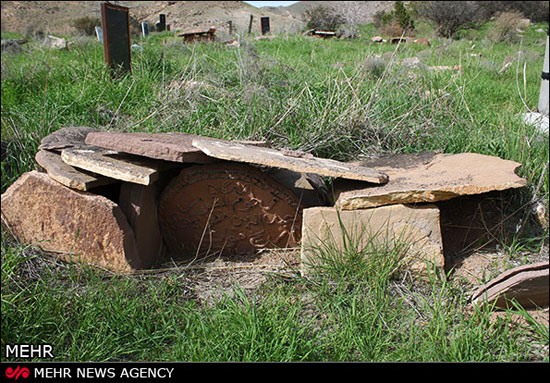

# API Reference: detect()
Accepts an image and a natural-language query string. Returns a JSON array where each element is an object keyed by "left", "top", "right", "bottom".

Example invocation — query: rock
[
  {"left": 521, "top": 112, "right": 549, "bottom": 135},
  {"left": 85, "top": 131, "right": 216, "bottom": 164},
  {"left": 35, "top": 150, "right": 114, "bottom": 191},
  {"left": 265, "top": 168, "right": 328, "bottom": 207},
  {"left": 46, "top": 35, "right": 67, "bottom": 49},
  {"left": 118, "top": 182, "right": 163, "bottom": 269},
  {"left": 428, "top": 65, "right": 462, "bottom": 73},
  {"left": 301, "top": 204, "right": 444, "bottom": 278},
  {"left": 402, "top": 56, "right": 422, "bottom": 68},
  {"left": 158, "top": 163, "right": 303, "bottom": 258},
  {"left": 471, "top": 262, "right": 549, "bottom": 310},
  {"left": 370, "top": 36, "right": 385, "bottom": 43},
  {"left": 1, "top": 39, "right": 26, "bottom": 53},
  {"left": 414, "top": 38, "right": 430, "bottom": 47},
  {"left": 335, "top": 152, "right": 526, "bottom": 210},
  {"left": 191, "top": 137, "right": 389, "bottom": 184},
  {"left": 61, "top": 147, "right": 176, "bottom": 185},
  {"left": 1, "top": 171, "right": 139, "bottom": 273},
  {"left": 39, "top": 126, "right": 98, "bottom": 152}
]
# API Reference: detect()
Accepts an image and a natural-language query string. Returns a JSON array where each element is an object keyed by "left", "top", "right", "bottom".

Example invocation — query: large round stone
[{"left": 158, "top": 163, "right": 303, "bottom": 257}]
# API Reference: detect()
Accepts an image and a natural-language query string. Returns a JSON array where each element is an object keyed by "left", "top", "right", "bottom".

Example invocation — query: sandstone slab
[
  {"left": 119, "top": 182, "right": 163, "bottom": 269},
  {"left": 471, "top": 262, "right": 549, "bottom": 310},
  {"left": 301, "top": 204, "right": 444, "bottom": 277},
  {"left": 158, "top": 163, "right": 303, "bottom": 258},
  {"left": 61, "top": 147, "right": 176, "bottom": 185},
  {"left": 1, "top": 171, "right": 139, "bottom": 272},
  {"left": 39, "top": 126, "right": 98, "bottom": 152},
  {"left": 35, "top": 150, "right": 114, "bottom": 191},
  {"left": 85, "top": 131, "right": 216, "bottom": 164},
  {"left": 335, "top": 152, "right": 526, "bottom": 210},
  {"left": 191, "top": 138, "right": 389, "bottom": 184}
]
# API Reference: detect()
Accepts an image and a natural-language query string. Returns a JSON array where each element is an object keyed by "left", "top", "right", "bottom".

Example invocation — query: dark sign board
[
  {"left": 101, "top": 2, "right": 131, "bottom": 75},
  {"left": 260, "top": 17, "right": 270, "bottom": 35}
]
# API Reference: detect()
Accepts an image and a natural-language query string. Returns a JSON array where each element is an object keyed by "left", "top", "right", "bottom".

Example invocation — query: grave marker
[
  {"left": 159, "top": 14, "right": 166, "bottom": 32},
  {"left": 101, "top": 2, "right": 131, "bottom": 75},
  {"left": 141, "top": 22, "right": 149, "bottom": 37},
  {"left": 95, "top": 26, "right": 103, "bottom": 42},
  {"left": 260, "top": 17, "right": 270, "bottom": 35}
]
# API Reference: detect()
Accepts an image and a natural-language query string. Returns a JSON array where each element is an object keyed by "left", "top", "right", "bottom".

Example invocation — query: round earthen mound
[{"left": 158, "top": 163, "right": 303, "bottom": 258}]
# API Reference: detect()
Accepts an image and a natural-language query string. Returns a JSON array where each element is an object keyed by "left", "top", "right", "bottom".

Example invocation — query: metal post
[{"left": 538, "top": 26, "right": 549, "bottom": 115}]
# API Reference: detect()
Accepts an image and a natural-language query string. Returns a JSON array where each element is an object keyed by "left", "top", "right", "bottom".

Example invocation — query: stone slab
[
  {"left": 335, "top": 152, "right": 527, "bottom": 210},
  {"left": 471, "top": 262, "right": 549, "bottom": 309},
  {"left": 85, "top": 131, "right": 217, "bottom": 164},
  {"left": 191, "top": 138, "right": 389, "bottom": 184},
  {"left": 301, "top": 204, "right": 444, "bottom": 278},
  {"left": 158, "top": 163, "right": 303, "bottom": 258},
  {"left": 39, "top": 126, "right": 98, "bottom": 152},
  {"left": 1, "top": 171, "right": 139, "bottom": 273},
  {"left": 61, "top": 147, "right": 176, "bottom": 185},
  {"left": 119, "top": 182, "right": 163, "bottom": 269},
  {"left": 35, "top": 150, "right": 114, "bottom": 191}
]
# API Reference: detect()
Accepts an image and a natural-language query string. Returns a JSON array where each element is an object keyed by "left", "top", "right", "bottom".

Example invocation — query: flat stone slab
[
  {"left": 335, "top": 152, "right": 526, "bottom": 210},
  {"left": 158, "top": 163, "right": 303, "bottom": 258},
  {"left": 39, "top": 126, "right": 98, "bottom": 151},
  {"left": 191, "top": 137, "right": 389, "bottom": 184},
  {"left": 1, "top": 171, "right": 140, "bottom": 273},
  {"left": 61, "top": 147, "right": 176, "bottom": 185},
  {"left": 471, "top": 262, "right": 549, "bottom": 309},
  {"left": 85, "top": 131, "right": 217, "bottom": 164},
  {"left": 301, "top": 204, "right": 444, "bottom": 278},
  {"left": 35, "top": 150, "right": 114, "bottom": 191}
]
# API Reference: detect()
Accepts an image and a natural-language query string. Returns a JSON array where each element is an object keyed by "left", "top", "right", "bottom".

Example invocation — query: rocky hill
[{"left": 0, "top": 1, "right": 304, "bottom": 36}]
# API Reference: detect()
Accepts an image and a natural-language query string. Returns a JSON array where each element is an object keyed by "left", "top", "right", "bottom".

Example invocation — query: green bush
[{"left": 303, "top": 5, "right": 345, "bottom": 31}]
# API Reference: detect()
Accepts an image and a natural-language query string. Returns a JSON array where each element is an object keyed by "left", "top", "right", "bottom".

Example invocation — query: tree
[
  {"left": 417, "top": 1, "right": 483, "bottom": 38},
  {"left": 303, "top": 5, "right": 345, "bottom": 31}
]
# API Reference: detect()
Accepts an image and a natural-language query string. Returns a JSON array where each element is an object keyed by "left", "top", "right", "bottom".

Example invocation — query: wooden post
[{"left": 227, "top": 20, "right": 233, "bottom": 35}]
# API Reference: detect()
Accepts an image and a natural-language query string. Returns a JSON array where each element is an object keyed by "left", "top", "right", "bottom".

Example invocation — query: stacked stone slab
[
  {"left": 1, "top": 127, "right": 388, "bottom": 273},
  {"left": 301, "top": 151, "right": 527, "bottom": 279}
]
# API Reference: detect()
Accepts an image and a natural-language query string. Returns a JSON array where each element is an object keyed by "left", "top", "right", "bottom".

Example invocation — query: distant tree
[
  {"left": 73, "top": 16, "right": 101, "bottom": 36},
  {"left": 332, "top": 1, "right": 368, "bottom": 38},
  {"left": 394, "top": 1, "right": 414, "bottom": 34},
  {"left": 417, "top": 1, "right": 483, "bottom": 38}
]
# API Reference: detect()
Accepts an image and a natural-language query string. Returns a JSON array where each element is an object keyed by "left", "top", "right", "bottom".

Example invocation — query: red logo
[{"left": 5, "top": 366, "right": 30, "bottom": 380}]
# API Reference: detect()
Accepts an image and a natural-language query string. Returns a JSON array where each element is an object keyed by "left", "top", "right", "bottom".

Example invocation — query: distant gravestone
[
  {"left": 95, "top": 26, "right": 103, "bottom": 42},
  {"left": 261, "top": 17, "right": 270, "bottom": 35},
  {"left": 141, "top": 22, "right": 149, "bottom": 38},
  {"left": 159, "top": 14, "right": 166, "bottom": 32},
  {"left": 101, "top": 2, "right": 131, "bottom": 75}
]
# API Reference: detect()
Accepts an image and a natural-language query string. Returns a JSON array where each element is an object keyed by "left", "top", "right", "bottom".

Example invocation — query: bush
[
  {"left": 487, "top": 10, "right": 526, "bottom": 42},
  {"left": 303, "top": 5, "right": 345, "bottom": 31},
  {"left": 477, "top": 1, "right": 549, "bottom": 23},
  {"left": 73, "top": 16, "right": 101, "bottom": 36},
  {"left": 417, "top": 1, "right": 483, "bottom": 38},
  {"left": 374, "top": 2, "right": 415, "bottom": 36}
]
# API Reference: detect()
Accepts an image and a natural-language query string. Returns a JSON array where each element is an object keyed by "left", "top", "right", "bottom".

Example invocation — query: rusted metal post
[{"left": 248, "top": 14, "right": 253, "bottom": 35}]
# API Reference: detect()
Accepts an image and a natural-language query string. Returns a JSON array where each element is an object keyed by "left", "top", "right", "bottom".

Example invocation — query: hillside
[{"left": 0, "top": 1, "right": 304, "bottom": 36}]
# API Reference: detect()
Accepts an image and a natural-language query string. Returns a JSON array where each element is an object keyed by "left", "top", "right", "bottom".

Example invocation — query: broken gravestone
[
  {"left": 0, "top": 171, "right": 144, "bottom": 272},
  {"left": 158, "top": 163, "right": 303, "bottom": 258},
  {"left": 471, "top": 262, "right": 549, "bottom": 310}
]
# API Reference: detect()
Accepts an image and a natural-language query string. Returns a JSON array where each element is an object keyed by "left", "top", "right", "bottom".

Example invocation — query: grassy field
[{"left": 1, "top": 20, "right": 549, "bottom": 362}]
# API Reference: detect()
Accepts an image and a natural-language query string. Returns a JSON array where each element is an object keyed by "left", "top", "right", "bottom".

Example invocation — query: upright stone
[
  {"left": 1, "top": 171, "right": 140, "bottom": 273},
  {"left": 301, "top": 205, "right": 444, "bottom": 278},
  {"left": 95, "top": 26, "right": 103, "bottom": 42},
  {"left": 119, "top": 182, "right": 163, "bottom": 269}
]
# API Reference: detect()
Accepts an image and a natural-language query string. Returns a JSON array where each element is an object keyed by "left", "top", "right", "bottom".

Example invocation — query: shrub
[
  {"left": 394, "top": 1, "right": 415, "bottom": 34},
  {"left": 73, "top": 16, "right": 101, "bottom": 36},
  {"left": 374, "top": 2, "right": 415, "bottom": 36},
  {"left": 487, "top": 10, "right": 526, "bottom": 43},
  {"left": 303, "top": 5, "right": 345, "bottom": 31},
  {"left": 417, "top": 1, "right": 483, "bottom": 38}
]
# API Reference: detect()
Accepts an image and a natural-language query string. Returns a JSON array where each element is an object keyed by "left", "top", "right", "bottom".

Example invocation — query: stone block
[
  {"left": 1, "top": 171, "right": 140, "bottom": 273},
  {"left": 301, "top": 204, "right": 444, "bottom": 278}
]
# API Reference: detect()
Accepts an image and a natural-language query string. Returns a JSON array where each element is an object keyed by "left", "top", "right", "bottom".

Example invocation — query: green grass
[{"left": 1, "top": 21, "right": 549, "bottom": 362}]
